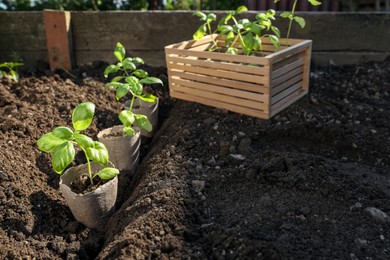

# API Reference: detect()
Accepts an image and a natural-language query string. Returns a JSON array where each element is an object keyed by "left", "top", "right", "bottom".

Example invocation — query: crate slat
[
  {"left": 272, "top": 57, "right": 305, "bottom": 79},
  {"left": 170, "top": 83, "right": 268, "bottom": 111},
  {"left": 171, "top": 77, "right": 268, "bottom": 102},
  {"left": 272, "top": 75, "right": 303, "bottom": 96},
  {"left": 169, "top": 70, "right": 269, "bottom": 94},
  {"left": 169, "top": 62, "right": 268, "bottom": 84},
  {"left": 167, "top": 55, "right": 268, "bottom": 75},
  {"left": 272, "top": 65, "right": 304, "bottom": 87},
  {"left": 272, "top": 82, "right": 302, "bottom": 104},
  {"left": 171, "top": 90, "right": 269, "bottom": 118},
  {"left": 270, "top": 89, "right": 308, "bottom": 117}
]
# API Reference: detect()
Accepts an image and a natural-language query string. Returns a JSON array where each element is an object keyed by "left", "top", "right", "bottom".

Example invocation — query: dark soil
[{"left": 0, "top": 59, "right": 389, "bottom": 259}]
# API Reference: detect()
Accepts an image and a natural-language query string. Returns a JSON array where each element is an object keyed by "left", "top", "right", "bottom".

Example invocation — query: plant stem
[
  {"left": 207, "top": 21, "right": 218, "bottom": 51},
  {"left": 80, "top": 146, "right": 94, "bottom": 185},
  {"left": 286, "top": 0, "right": 298, "bottom": 46},
  {"left": 129, "top": 95, "right": 135, "bottom": 111}
]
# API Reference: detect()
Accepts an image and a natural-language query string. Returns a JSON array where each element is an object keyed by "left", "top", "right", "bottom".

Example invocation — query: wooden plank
[
  {"left": 44, "top": 10, "right": 73, "bottom": 70},
  {"left": 169, "top": 63, "right": 268, "bottom": 84},
  {"left": 216, "top": 40, "right": 288, "bottom": 52},
  {"left": 267, "top": 40, "right": 312, "bottom": 63},
  {"left": 169, "top": 70, "right": 268, "bottom": 93},
  {"left": 301, "top": 44, "right": 312, "bottom": 92},
  {"left": 270, "top": 89, "right": 308, "bottom": 117},
  {"left": 272, "top": 74, "right": 303, "bottom": 96},
  {"left": 166, "top": 55, "right": 267, "bottom": 75},
  {"left": 170, "top": 77, "right": 268, "bottom": 103},
  {"left": 272, "top": 51, "right": 305, "bottom": 71},
  {"left": 170, "top": 90, "right": 269, "bottom": 119},
  {"left": 272, "top": 57, "right": 305, "bottom": 79},
  {"left": 272, "top": 65, "right": 303, "bottom": 87},
  {"left": 170, "top": 83, "right": 268, "bottom": 111},
  {"left": 271, "top": 82, "right": 302, "bottom": 104},
  {"left": 165, "top": 47, "right": 269, "bottom": 65}
]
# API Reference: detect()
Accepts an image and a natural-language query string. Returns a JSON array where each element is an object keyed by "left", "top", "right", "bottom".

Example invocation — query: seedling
[
  {"left": 37, "top": 102, "right": 119, "bottom": 185},
  {"left": 276, "top": 0, "right": 322, "bottom": 44},
  {"left": 0, "top": 61, "right": 23, "bottom": 82},
  {"left": 193, "top": 6, "right": 281, "bottom": 55},
  {"left": 104, "top": 42, "right": 163, "bottom": 136}
]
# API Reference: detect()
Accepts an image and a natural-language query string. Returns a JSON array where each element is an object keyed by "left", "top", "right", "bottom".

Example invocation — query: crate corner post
[{"left": 43, "top": 9, "right": 73, "bottom": 71}]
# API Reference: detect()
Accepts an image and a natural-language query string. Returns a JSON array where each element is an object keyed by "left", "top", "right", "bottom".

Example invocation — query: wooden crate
[{"left": 165, "top": 35, "right": 312, "bottom": 119}]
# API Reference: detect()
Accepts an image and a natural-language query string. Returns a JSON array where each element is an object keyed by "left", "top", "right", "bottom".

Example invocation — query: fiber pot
[
  {"left": 124, "top": 98, "right": 159, "bottom": 137},
  {"left": 97, "top": 125, "right": 140, "bottom": 172},
  {"left": 59, "top": 162, "right": 118, "bottom": 230}
]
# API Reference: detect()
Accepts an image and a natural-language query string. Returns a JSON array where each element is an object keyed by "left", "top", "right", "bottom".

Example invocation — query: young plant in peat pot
[
  {"left": 165, "top": 0, "right": 321, "bottom": 119},
  {"left": 37, "top": 102, "right": 119, "bottom": 229},
  {"left": 97, "top": 42, "right": 163, "bottom": 171}
]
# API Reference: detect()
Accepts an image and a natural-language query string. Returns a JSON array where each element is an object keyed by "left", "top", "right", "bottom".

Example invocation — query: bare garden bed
[{"left": 0, "top": 59, "right": 389, "bottom": 259}]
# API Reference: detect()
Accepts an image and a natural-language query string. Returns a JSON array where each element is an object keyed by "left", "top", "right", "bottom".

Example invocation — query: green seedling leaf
[
  {"left": 308, "top": 0, "right": 321, "bottom": 6},
  {"left": 130, "top": 83, "right": 143, "bottom": 96},
  {"left": 72, "top": 102, "right": 95, "bottom": 131},
  {"left": 133, "top": 69, "right": 148, "bottom": 79},
  {"left": 116, "top": 84, "right": 130, "bottom": 100},
  {"left": 104, "top": 65, "right": 119, "bottom": 77},
  {"left": 206, "top": 13, "right": 216, "bottom": 22},
  {"left": 274, "top": 0, "right": 280, "bottom": 3},
  {"left": 52, "top": 127, "right": 73, "bottom": 140},
  {"left": 122, "top": 58, "right": 136, "bottom": 71},
  {"left": 104, "top": 82, "right": 122, "bottom": 89},
  {"left": 227, "top": 47, "right": 238, "bottom": 55},
  {"left": 96, "top": 167, "right": 119, "bottom": 180},
  {"left": 294, "top": 16, "right": 306, "bottom": 28},
  {"left": 139, "top": 94, "right": 157, "bottom": 103},
  {"left": 225, "top": 31, "right": 235, "bottom": 45},
  {"left": 52, "top": 141, "right": 75, "bottom": 174},
  {"left": 114, "top": 42, "right": 126, "bottom": 62},
  {"left": 193, "top": 24, "right": 207, "bottom": 40},
  {"left": 253, "top": 36, "right": 262, "bottom": 51},
  {"left": 266, "top": 9, "right": 276, "bottom": 17},
  {"left": 37, "top": 132, "right": 67, "bottom": 153},
  {"left": 132, "top": 57, "right": 144, "bottom": 65},
  {"left": 269, "top": 35, "right": 280, "bottom": 48},
  {"left": 86, "top": 141, "right": 108, "bottom": 166},
  {"left": 73, "top": 133, "right": 94, "bottom": 150},
  {"left": 250, "top": 23, "right": 262, "bottom": 35},
  {"left": 119, "top": 110, "right": 135, "bottom": 127},
  {"left": 271, "top": 26, "right": 281, "bottom": 37},
  {"left": 236, "top": 5, "right": 248, "bottom": 14},
  {"left": 193, "top": 11, "right": 207, "bottom": 21},
  {"left": 219, "top": 13, "right": 232, "bottom": 26},
  {"left": 134, "top": 114, "right": 152, "bottom": 132},
  {"left": 112, "top": 76, "right": 124, "bottom": 82},
  {"left": 218, "top": 25, "right": 233, "bottom": 34},
  {"left": 125, "top": 76, "right": 139, "bottom": 85},
  {"left": 140, "top": 77, "right": 163, "bottom": 85},
  {"left": 123, "top": 126, "right": 135, "bottom": 136},
  {"left": 280, "top": 11, "right": 292, "bottom": 18},
  {"left": 243, "top": 32, "right": 254, "bottom": 51}
]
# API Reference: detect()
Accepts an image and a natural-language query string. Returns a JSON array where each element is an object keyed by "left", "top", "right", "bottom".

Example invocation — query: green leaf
[
  {"left": 227, "top": 47, "right": 238, "bottom": 55},
  {"left": 280, "top": 11, "right": 292, "bottom": 18},
  {"left": 225, "top": 31, "right": 235, "bottom": 46},
  {"left": 72, "top": 102, "right": 95, "bottom": 131},
  {"left": 206, "top": 13, "right": 216, "bottom": 22},
  {"left": 274, "top": 0, "right": 280, "bottom": 3},
  {"left": 104, "top": 65, "right": 119, "bottom": 77},
  {"left": 37, "top": 132, "right": 67, "bottom": 153},
  {"left": 52, "top": 127, "right": 73, "bottom": 140},
  {"left": 86, "top": 141, "right": 108, "bottom": 166},
  {"left": 218, "top": 25, "right": 233, "bottom": 34},
  {"left": 250, "top": 24, "right": 262, "bottom": 35},
  {"left": 52, "top": 141, "right": 75, "bottom": 174},
  {"left": 104, "top": 82, "right": 123, "bottom": 89},
  {"left": 253, "top": 36, "right": 262, "bottom": 51},
  {"left": 294, "top": 16, "right": 306, "bottom": 28},
  {"left": 116, "top": 84, "right": 130, "bottom": 100},
  {"left": 236, "top": 5, "right": 248, "bottom": 14},
  {"left": 96, "top": 167, "right": 119, "bottom": 180},
  {"left": 73, "top": 133, "right": 94, "bottom": 150},
  {"left": 219, "top": 13, "right": 232, "bottom": 26},
  {"left": 132, "top": 57, "right": 144, "bottom": 65},
  {"left": 123, "top": 126, "right": 135, "bottom": 136},
  {"left": 129, "top": 83, "right": 143, "bottom": 96},
  {"left": 125, "top": 76, "right": 139, "bottom": 85},
  {"left": 269, "top": 35, "right": 280, "bottom": 48},
  {"left": 112, "top": 76, "right": 124, "bottom": 82},
  {"left": 114, "top": 42, "right": 126, "bottom": 62},
  {"left": 193, "top": 24, "right": 206, "bottom": 40},
  {"left": 122, "top": 58, "right": 136, "bottom": 71},
  {"left": 243, "top": 32, "right": 254, "bottom": 51},
  {"left": 193, "top": 11, "right": 207, "bottom": 21},
  {"left": 140, "top": 77, "right": 163, "bottom": 85},
  {"left": 119, "top": 110, "right": 135, "bottom": 127},
  {"left": 266, "top": 9, "right": 276, "bottom": 17},
  {"left": 308, "top": 0, "right": 321, "bottom": 6},
  {"left": 271, "top": 26, "right": 281, "bottom": 37},
  {"left": 134, "top": 114, "right": 152, "bottom": 132},
  {"left": 138, "top": 94, "right": 157, "bottom": 103},
  {"left": 133, "top": 69, "right": 148, "bottom": 79}
]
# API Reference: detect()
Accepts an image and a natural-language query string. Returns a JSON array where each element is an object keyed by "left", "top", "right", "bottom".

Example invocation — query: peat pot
[
  {"left": 97, "top": 125, "right": 140, "bottom": 172},
  {"left": 165, "top": 34, "right": 312, "bottom": 119},
  {"left": 59, "top": 162, "right": 118, "bottom": 230},
  {"left": 124, "top": 98, "right": 159, "bottom": 137}
]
